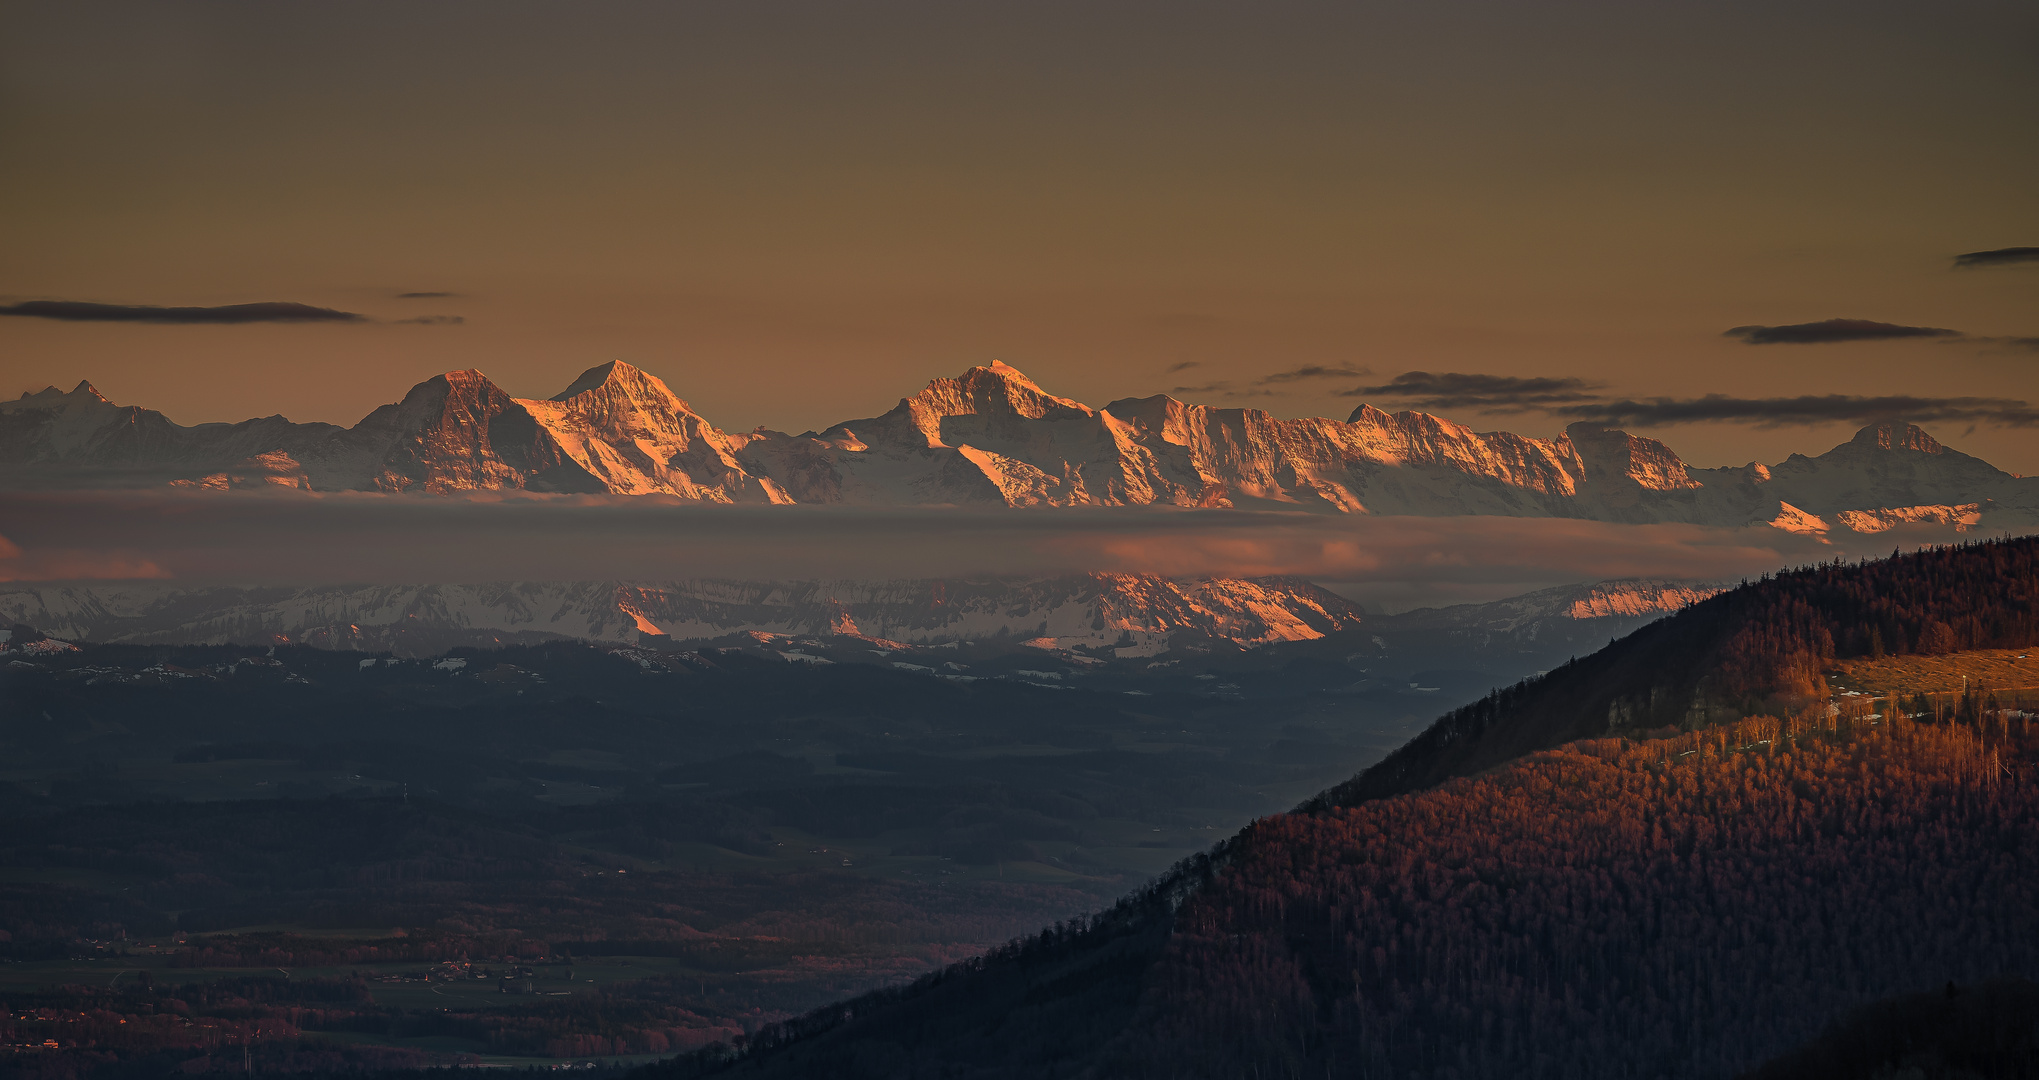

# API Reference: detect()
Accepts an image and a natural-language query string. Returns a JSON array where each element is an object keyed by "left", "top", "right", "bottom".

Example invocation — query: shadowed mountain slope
[{"left": 627, "top": 536, "right": 2039, "bottom": 1080}]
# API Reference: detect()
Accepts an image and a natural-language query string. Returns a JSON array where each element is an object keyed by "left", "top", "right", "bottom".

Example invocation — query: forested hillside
[
  {"left": 1318, "top": 536, "right": 2039, "bottom": 806},
  {"left": 637, "top": 537, "right": 2039, "bottom": 1079},
  {"left": 1125, "top": 711, "right": 2037, "bottom": 1077}
]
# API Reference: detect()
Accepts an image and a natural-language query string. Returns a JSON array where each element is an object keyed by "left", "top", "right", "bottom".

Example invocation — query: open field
[{"left": 1829, "top": 648, "right": 2039, "bottom": 706}]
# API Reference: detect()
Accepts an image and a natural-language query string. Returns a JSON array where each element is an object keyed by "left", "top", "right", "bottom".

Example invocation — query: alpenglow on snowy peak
[
  {"left": 0, "top": 573, "right": 1724, "bottom": 657},
  {"left": 0, "top": 573, "right": 1367, "bottom": 656},
  {"left": 1, "top": 361, "right": 2033, "bottom": 532}
]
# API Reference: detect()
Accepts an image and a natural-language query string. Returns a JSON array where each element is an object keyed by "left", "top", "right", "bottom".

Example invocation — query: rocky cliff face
[
  {"left": 345, "top": 369, "right": 603, "bottom": 494},
  {"left": 5, "top": 362, "right": 2034, "bottom": 533}
]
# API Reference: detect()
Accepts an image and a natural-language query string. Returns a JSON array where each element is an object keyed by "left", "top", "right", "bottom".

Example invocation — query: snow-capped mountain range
[
  {"left": 0, "top": 574, "right": 1363, "bottom": 656},
  {"left": 0, "top": 573, "right": 1710, "bottom": 658},
  {"left": 3, "top": 360, "right": 2031, "bottom": 532}
]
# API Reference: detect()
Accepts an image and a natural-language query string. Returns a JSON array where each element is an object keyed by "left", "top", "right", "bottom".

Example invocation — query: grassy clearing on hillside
[
  {"left": 1828, "top": 649, "right": 2039, "bottom": 725},
  {"left": 1831, "top": 647, "right": 2039, "bottom": 698}
]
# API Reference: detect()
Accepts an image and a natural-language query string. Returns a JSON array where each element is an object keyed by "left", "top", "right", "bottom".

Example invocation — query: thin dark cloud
[
  {"left": 1559, "top": 394, "right": 2039, "bottom": 429},
  {"left": 1165, "top": 361, "right": 1202, "bottom": 373},
  {"left": 1953, "top": 247, "right": 2039, "bottom": 269},
  {"left": 396, "top": 291, "right": 461, "bottom": 299},
  {"left": 0, "top": 300, "right": 365, "bottom": 324},
  {"left": 1342, "top": 370, "right": 2039, "bottom": 430},
  {"left": 1340, "top": 371, "right": 1604, "bottom": 410},
  {"left": 1724, "top": 318, "right": 1960, "bottom": 345},
  {"left": 394, "top": 315, "right": 465, "bottom": 326},
  {"left": 1255, "top": 364, "right": 1370, "bottom": 386}
]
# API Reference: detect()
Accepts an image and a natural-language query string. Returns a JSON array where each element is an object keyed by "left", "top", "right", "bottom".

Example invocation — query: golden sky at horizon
[{"left": 3, "top": 1, "right": 2035, "bottom": 471}]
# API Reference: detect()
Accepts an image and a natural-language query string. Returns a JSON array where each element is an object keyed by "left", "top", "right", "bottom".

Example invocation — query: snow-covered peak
[
  {"left": 345, "top": 368, "right": 584, "bottom": 493},
  {"left": 1563, "top": 422, "right": 1702, "bottom": 493},
  {"left": 438, "top": 368, "right": 496, "bottom": 390},
  {"left": 4, "top": 364, "right": 2032, "bottom": 536},
  {"left": 1343, "top": 403, "right": 1396, "bottom": 426},
  {"left": 829, "top": 362, "right": 1099, "bottom": 454},
  {"left": 356, "top": 369, "right": 517, "bottom": 422},
  {"left": 4, "top": 380, "right": 113, "bottom": 414},
  {"left": 516, "top": 361, "right": 789, "bottom": 502},
  {"left": 548, "top": 360, "right": 678, "bottom": 404},
  {"left": 535, "top": 360, "right": 703, "bottom": 426},
  {"left": 920, "top": 362, "right": 1094, "bottom": 422},
  {"left": 1848, "top": 419, "right": 1945, "bottom": 455},
  {"left": 981, "top": 359, "right": 1035, "bottom": 382},
  {"left": 1384, "top": 577, "right": 1723, "bottom": 633},
  {"left": 1766, "top": 502, "right": 1831, "bottom": 536}
]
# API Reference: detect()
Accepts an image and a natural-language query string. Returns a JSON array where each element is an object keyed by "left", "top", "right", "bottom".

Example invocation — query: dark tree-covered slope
[
  {"left": 1314, "top": 536, "right": 2039, "bottom": 807},
  {"left": 1740, "top": 978, "right": 2039, "bottom": 1080},
  {"left": 632, "top": 537, "right": 2039, "bottom": 1080},
  {"left": 1123, "top": 713, "right": 2039, "bottom": 1078}
]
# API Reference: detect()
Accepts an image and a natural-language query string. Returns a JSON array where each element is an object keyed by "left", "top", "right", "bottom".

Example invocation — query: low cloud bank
[{"left": 0, "top": 491, "right": 1992, "bottom": 609}]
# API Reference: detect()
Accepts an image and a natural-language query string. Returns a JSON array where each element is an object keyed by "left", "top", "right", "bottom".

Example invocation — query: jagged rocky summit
[{"left": 3, "top": 360, "right": 2031, "bottom": 532}]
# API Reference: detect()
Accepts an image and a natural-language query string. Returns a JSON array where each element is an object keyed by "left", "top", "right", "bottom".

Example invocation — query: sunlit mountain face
[
  {"left": 6, "top": 362, "right": 2033, "bottom": 537},
  {"left": 4, "top": 1, "right": 2037, "bottom": 1075}
]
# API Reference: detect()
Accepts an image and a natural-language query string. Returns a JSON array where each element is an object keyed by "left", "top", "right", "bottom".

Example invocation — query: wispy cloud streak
[
  {"left": 1255, "top": 365, "right": 1370, "bottom": 386},
  {"left": 1340, "top": 372, "right": 1603, "bottom": 410}
]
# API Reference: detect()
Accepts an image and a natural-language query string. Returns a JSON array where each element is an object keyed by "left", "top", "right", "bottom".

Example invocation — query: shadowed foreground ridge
[
  {"left": 633, "top": 536, "right": 2039, "bottom": 1079},
  {"left": 1741, "top": 979, "right": 2039, "bottom": 1080}
]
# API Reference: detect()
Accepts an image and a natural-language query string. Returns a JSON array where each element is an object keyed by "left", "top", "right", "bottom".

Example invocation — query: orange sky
[{"left": 2, "top": 1, "right": 2035, "bottom": 471}]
